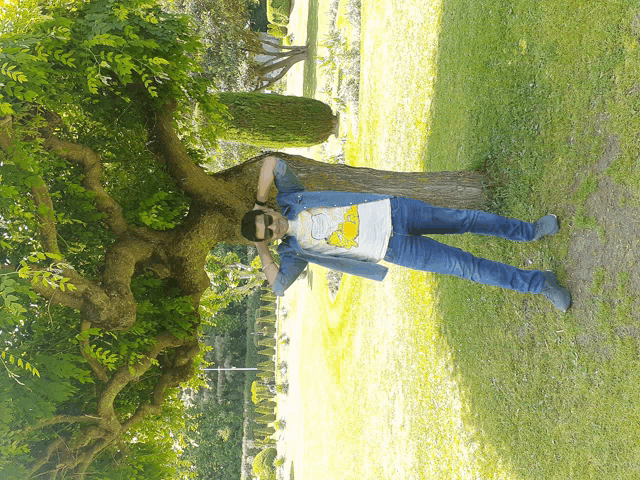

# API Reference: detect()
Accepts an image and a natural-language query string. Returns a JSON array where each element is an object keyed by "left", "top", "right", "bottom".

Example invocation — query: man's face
[{"left": 255, "top": 208, "right": 288, "bottom": 242}]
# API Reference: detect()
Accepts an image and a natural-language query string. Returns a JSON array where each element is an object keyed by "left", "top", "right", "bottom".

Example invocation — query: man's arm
[
  {"left": 255, "top": 241, "right": 310, "bottom": 295},
  {"left": 252, "top": 156, "right": 280, "bottom": 285},
  {"left": 254, "top": 240, "right": 279, "bottom": 285},
  {"left": 254, "top": 155, "right": 278, "bottom": 209}
]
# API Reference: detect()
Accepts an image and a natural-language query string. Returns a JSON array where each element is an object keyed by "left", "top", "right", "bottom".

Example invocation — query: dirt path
[{"left": 566, "top": 130, "right": 640, "bottom": 347}]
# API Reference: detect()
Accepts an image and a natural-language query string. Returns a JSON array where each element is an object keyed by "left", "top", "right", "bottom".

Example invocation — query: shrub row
[{"left": 251, "top": 290, "right": 281, "bottom": 479}]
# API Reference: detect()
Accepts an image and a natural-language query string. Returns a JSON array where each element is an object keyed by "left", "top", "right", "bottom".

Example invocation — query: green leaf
[{"left": 0, "top": 102, "right": 14, "bottom": 115}]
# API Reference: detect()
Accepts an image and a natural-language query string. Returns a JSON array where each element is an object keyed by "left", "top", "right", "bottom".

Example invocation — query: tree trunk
[
  {"left": 214, "top": 152, "right": 486, "bottom": 234},
  {"left": 215, "top": 93, "right": 338, "bottom": 148},
  {"left": 246, "top": 34, "right": 309, "bottom": 91}
]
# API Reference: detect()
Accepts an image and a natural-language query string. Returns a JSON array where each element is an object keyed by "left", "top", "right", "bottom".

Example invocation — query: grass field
[{"left": 281, "top": 0, "right": 640, "bottom": 479}]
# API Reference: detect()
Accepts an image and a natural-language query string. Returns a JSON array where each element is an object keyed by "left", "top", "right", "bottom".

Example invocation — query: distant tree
[
  {"left": 163, "top": 0, "right": 259, "bottom": 91},
  {"left": 253, "top": 447, "right": 277, "bottom": 480},
  {"left": 164, "top": 0, "right": 308, "bottom": 92},
  {"left": 250, "top": 35, "right": 309, "bottom": 91},
  {"left": 181, "top": 380, "right": 245, "bottom": 480}
]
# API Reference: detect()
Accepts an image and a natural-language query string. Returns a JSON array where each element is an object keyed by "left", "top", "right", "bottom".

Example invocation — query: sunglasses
[{"left": 261, "top": 214, "right": 274, "bottom": 240}]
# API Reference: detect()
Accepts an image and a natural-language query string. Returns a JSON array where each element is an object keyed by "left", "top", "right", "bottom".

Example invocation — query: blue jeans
[{"left": 383, "top": 198, "right": 545, "bottom": 294}]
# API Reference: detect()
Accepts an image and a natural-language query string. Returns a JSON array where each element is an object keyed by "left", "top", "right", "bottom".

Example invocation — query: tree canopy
[{"left": 0, "top": 1, "right": 245, "bottom": 477}]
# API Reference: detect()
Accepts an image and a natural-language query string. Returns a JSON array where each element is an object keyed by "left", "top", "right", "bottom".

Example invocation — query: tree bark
[
  {"left": 215, "top": 93, "right": 338, "bottom": 148},
  {"left": 214, "top": 152, "right": 487, "bottom": 221}
]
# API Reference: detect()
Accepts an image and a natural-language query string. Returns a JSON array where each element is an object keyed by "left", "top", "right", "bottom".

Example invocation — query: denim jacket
[{"left": 271, "top": 159, "right": 392, "bottom": 296}]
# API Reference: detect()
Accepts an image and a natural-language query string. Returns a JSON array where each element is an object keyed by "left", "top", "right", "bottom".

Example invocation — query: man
[{"left": 240, "top": 155, "right": 571, "bottom": 312}]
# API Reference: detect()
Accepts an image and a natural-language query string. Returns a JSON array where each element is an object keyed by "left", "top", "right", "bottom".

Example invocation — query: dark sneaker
[
  {"left": 541, "top": 271, "right": 571, "bottom": 312},
  {"left": 532, "top": 214, "right": 559, "bottom": 241}
]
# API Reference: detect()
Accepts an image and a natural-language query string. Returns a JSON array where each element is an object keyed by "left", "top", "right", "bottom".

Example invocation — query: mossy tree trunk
[{"left": 216, "top": 92, "right": 339, "bottom": 147}]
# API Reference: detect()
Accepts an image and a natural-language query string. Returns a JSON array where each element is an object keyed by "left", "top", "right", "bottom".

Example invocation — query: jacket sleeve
[
  {"left": 273, "top": 158, "right": 304, "bottom": 195},
  {"left": 271, "top": 252, "right": 309, "bottom": 296}
]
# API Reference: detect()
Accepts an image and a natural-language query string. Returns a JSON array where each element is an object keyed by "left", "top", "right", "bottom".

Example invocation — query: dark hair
[{"left": 241, "top": 209, "right": 264, "bottom": 241}]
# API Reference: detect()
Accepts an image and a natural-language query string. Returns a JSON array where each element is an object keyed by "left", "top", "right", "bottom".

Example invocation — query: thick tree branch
[
  {"left": 42, "top": 134, "right": 129, "bottom": 236},
  {"left": 0, "top": 263, "right": 89, "bottom": 311},
  {"left": 79, "top": 229, "right": 167, "bottom": 330},
  {"left": 148, "top": 105, "right": 216, "bottom": 197},
  {"left": 28, "top": 436, "right": 66, "bottom": 477},
  {"left": 255, "top": 38, "right": 306, "bottom": 52},
  {"left": 0, "top": 114, "right": 11, "bottom": 150},
  {"left": 83, "top": 234, "right": 154, "bottom": 330},
  {"left": 40, "top": 415, "right": 101, "bottom": 428},
  {"left": 255, "top": 52, "right": 308, "bottom": 77},
  {"left": 20, "top": 415, "right": 101, "bottom": 441},
  {"left": 30, "top": 178, "right": 60, "bottom": 255},
  {"left": 28, "top": 332, "right": 194, "bottom": 479},
  {"left": 96, "top": 331, "right": 187, "bottom": 430},
  {"left": 122, "top": 357, "right": 196, "bottom": 431},
  {"left": 253, "top": 52, "right": 308, "bottom": 91},
  {"left": 149, "top": 106, "right": 249, "bottom": 214},
  {"left": 27, "top": 176, "right": 98, "bottom": 311},
  {"left": 73, "top": 438, "right": 112, "bottom": 478}
]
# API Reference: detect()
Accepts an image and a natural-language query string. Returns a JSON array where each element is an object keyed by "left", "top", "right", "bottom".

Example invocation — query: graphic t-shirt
[{"left": 287, "top": 199, "right": 392, "bottom": 262}]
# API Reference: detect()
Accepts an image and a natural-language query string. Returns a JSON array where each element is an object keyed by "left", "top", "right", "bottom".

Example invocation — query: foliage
[
  {"left": 252, "top": 447, "right": 277, "bottom": 480},
  {"left": 0, "top": 0, "right": 223, "bottom": 119},
  {"left": 180, "top": 374, "right": 246, "bottom": 480},
  {"left": 267, "top": 0, "right": 291, "bottom": 27},
  {"left": 162, "top": 0, "right": 258, "bottom": 92},
  {"left": 0, "top": 0, "right": 226, "bottom": 477}
]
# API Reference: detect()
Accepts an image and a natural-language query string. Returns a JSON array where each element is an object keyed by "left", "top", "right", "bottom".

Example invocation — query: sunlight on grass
[
  {"left": 281, "top": 0, "right": 520, "bottom": 478},
  {"left": 286, "top": 266, "right": 517, "bottom": 479},
  {"left": 354, "top": 0, "right": 442, "bottom": 171}
]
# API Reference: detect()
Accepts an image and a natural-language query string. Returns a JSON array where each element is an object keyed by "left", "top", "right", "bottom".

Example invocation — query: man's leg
[
  {"left": 391, "top": 197, "right": 556, "bottom": 242},
  {"left": 383, "top": 232, "right": 545, "bottom": 294},
  {"left": 384, "top": 197, "right": 570, "bottom": 309}
]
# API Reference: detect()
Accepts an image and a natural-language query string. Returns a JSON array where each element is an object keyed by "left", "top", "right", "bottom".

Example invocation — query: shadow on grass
[{"left": 426, "top": 0, "right": 640, "bottom": 478}]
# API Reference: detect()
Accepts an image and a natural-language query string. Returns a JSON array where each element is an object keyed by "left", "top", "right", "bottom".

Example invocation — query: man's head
[{"left": 241, "top": 208, "right": 289, "bottom": 243}]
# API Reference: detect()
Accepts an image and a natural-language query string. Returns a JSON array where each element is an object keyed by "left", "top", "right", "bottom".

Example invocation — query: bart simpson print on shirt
[
  {"left": 325, "top": 205, "right": 359, "bottom": 249},
  {"left": 295, "top": 199, "right": 392, "bottom": 261},
  {"left": 302, "top": 205, "right": 360, "bottom": 250}
]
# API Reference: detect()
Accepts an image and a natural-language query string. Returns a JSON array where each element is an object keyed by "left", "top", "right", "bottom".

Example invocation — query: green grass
[
  {"left": 282, "top": 0, "right": 640, "bottom": 478},
  {"left": 426, "top": 0, "right": 640, "bottom": 478}
]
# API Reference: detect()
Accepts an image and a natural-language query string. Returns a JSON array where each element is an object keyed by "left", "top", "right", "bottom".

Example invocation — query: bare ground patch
[{"left": 566, "top": 131, "right": 640, "bottom": 346}]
